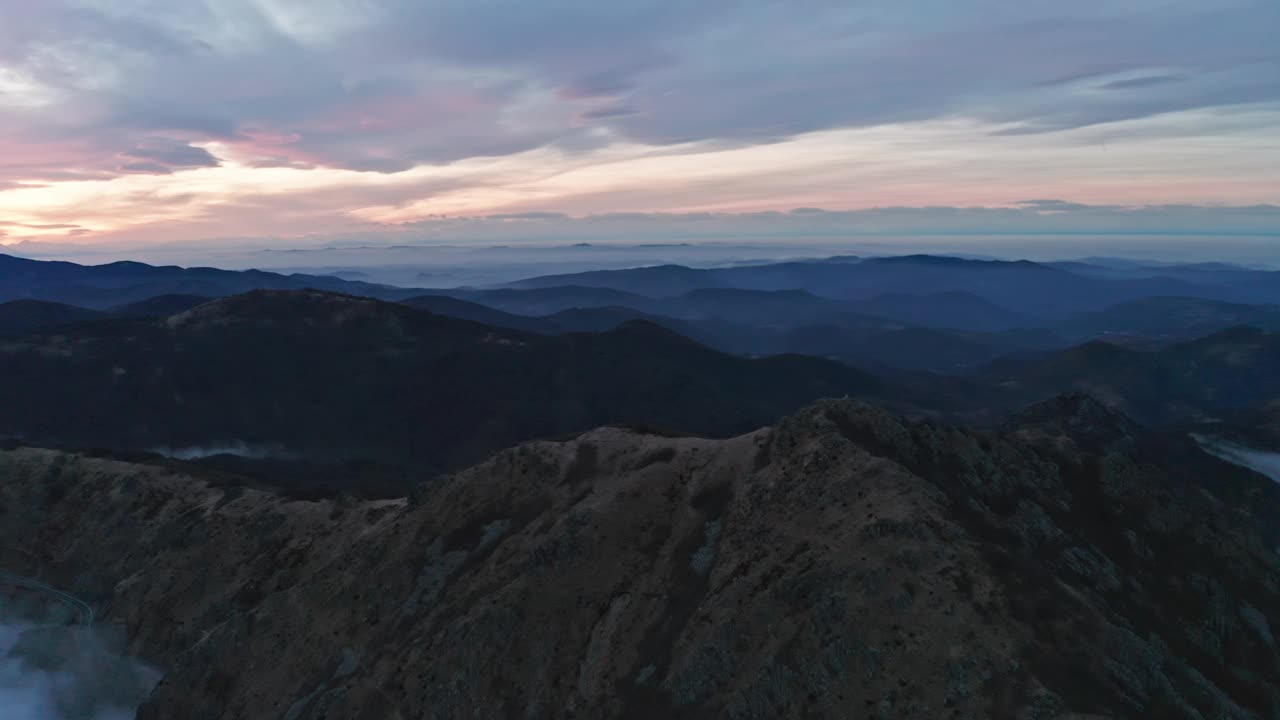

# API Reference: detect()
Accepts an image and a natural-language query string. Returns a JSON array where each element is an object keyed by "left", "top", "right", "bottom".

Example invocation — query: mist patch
[
  {"left": 148, "top": 441, "right": 291, "bottom": 460},
  {"left": 1193, "top": 434, "right": 1280, "bottom": 482},
  {"left": 1, "top": 578, "right": 159, "bottom": 720}
]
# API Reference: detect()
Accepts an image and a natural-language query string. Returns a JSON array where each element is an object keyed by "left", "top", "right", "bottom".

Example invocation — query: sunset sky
[{"left": 1, "top": 0, "right": 1278, "bottom": 255}]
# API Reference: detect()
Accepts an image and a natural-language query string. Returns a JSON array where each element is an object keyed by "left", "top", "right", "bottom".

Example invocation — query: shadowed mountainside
[
  {"left": 109, "top": 293, "right": 214, "bottom": 319},
  {"left": 0, "top": 289, "right": 881, "bottom": 477},
  {"left": 1055, "top": 296, "right": 1280, "bottom": 342},
  {"left": 977, "top": 326, "right": 1280, "bottom": 424},
  {"left": 0, "top": 299, "right": 102, "bottom": 336},
  {"left": 1, "top": 289, "right": 1277, "bottom": 477},
  {"left": 1, "top": 397, "right": 1278, "bottom": 718}
]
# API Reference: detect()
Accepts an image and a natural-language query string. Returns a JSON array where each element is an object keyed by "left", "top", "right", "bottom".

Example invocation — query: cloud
[
  {"left": 117, "top": 162, "right": 175, "bottom": 175},
  {"left": 1099, "top": 74, "right": 1189, "bottom": 90},
  {"left": 26, "top": 202, "right": 1280, "bottom": 251},
  {"left": 0, "top": 1, "right": 1276, "bottom": 246},
  {"left": 484, "top": 212, "right": 570, "bottom": 220},
  {"left": 578, "top": 105, "right": 639, "bottom": 121},
  {"left": 0, "top": 575, "right": 160, "bottom": 720},
  {"left": 0, "top": 621, "right": 158, "bottom": 720},
  {"left": 1, "top": 100, "right": 1277, "bottom": 247},
  {"left": 118, "top": 139, "right": 221, "bottom": 174},
  {"left": 1017, "top": 199, "right": 1098, "bottom": 212},
  {"left": 0, "top": 222, "right": 68, "bottom": 229},
  {"left": 1, "top": 0, "right": 1278, "bottom": 187}
]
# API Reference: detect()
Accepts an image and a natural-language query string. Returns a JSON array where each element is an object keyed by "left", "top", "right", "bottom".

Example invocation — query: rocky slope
[{"left": 1, "top": 397, "right": 1279, "bottom": 719}]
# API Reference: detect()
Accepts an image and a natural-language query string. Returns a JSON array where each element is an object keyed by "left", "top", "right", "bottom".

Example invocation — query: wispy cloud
[{"left": 1099, "top": 74, "right": 1189, "bottom": 91}]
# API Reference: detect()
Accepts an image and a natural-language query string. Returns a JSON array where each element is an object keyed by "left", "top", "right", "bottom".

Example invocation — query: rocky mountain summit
[{"left": 1, "top": 396, "right": 1278, "bottom": 719}]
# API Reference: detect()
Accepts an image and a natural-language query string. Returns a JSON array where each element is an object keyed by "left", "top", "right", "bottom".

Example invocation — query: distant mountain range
[
  {"left": 1053, "top": 296, "right": 1280, "bottom": 342},
  {"left": 7, "top": 249, "right": 1278, "bottom": 342},
  {"left": 2, "top": 251, "right": 1278, "bottom": 450},
  {"left": 425, "top": 285, "right": 1280, "bottom": 373},
  {"left": 507, "top": 255, "right": 1280, "bottom": 314},
  {"left": 395, "top": 289, "right": 1023, "bottom": 372},
  {"left": 0, "top": 252, "right": 424, "bottom": 309}
]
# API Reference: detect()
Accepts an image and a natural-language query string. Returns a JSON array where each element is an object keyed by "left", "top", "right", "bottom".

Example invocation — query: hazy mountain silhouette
[
  {"left": 0, "top": 252, "right": 426, "bottom": 309},
  {"left": 1049, "top": 259, "right": 1280, "bottom": 300},
  {"left": 445, "top": 285, "right": 654, "bottom": 315},
  {"left": 401, "top": 293, "right": 561, "bottom": 333},
  {"left": 1055, "top": 296, "right": 1280, "bottom": 342},
  {"left": 508, "top": 255, "right": 1270, "bottom": 318},
  {"left": 541, "top": 306, "right": 699, "bottom": 335},
  {"left": 421, "top": 286, "right": 1061, "bottom": 373},
  {"left": 849, "top": 290, "right": 1028, "bottom": 331}
]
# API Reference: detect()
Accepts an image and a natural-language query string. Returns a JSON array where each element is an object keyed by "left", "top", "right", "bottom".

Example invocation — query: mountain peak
[
  {"left": 0, "top": 298, "right": 102, "bottom": 337},
  {"left": 111, "top": 293, "right": 213, "bottom": 318},
  {"left": 608, "top": 318, "right": 703, "bottom": 345},
  {"left": 1004, "top": 392, "right": 1141, "bottom": 450},
  {"left": 866, "top": 254, "right": 975, "bottom": 265}
]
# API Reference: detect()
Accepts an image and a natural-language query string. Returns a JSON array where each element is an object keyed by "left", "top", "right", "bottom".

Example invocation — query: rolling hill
[
  {"left": 0, "top": 299, "right": 102, "bottom": 336},
  {"left": 977, "top": 326, "right": 1280, "bottom": 424},
  {"left": 401, "top": 293, "right": 561, "bottom": 333},
  {"left": 1055, "top": 296, "right": 1280, "bottom": 342},
  {"left": 0, "top": 289, "right": 882, "bottom": 476}
]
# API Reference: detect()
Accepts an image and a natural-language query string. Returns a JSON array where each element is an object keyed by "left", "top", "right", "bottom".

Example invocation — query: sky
[{"left": 0, "top": 0, "right": 1278, "bottom": 259}]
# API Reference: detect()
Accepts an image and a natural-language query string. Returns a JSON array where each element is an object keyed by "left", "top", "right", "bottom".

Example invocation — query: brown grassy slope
[{"left": 0, "top": 398, "right": 1277, "bottom": 719}]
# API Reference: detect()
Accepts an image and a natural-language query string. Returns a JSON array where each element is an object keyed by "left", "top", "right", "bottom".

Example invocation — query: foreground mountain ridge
[{"left": 2, "top": 396, "right": 1278, "bottom": 719}]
